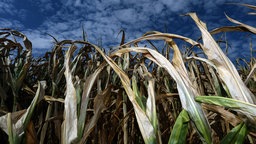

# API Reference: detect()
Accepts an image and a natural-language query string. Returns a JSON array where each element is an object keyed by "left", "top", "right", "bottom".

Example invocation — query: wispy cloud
[
  {"left": 0, "top": 0, "right": 17, "bottom": 15},
  {"left": 0, "top": 0, "right": 255, "bottom": 61},
  {"left": 28, "top": 0, "right": 56, "bottom": 12},
  {"left": 24, "top": 30, "right": 53, "bottom": 49},
  {"left": 0, "top": 18, "right": 24, "bottom": 29},
  {"left": 31, "top": 0, "right": 197, "bottom": 47}
]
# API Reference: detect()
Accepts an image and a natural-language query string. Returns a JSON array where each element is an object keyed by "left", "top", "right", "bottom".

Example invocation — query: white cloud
[
  {"left": 0, "top": 18, "right": 24, "bottom": 29},
  {"left": 19, "top": 0, "right": 227, "bottom": 49},
  {"left": 54, "top": 22, "right": 70, "bottom": 31},
  {"left": 24, "top": 30, "right": 53, "bottom": 49},
  {"left": 0, "top": 0, "right": 14, "bottom": 14},
  {"left": 114, "top": 8, "right": 138, "bottom": 23},
  {"left": 0, "top": 0, "right": 24, "bottom": 16},
  {"left": 28, "top": 0, "right": 55, "bottom": 12},
  {"left": 1, "top": 0, "right": 255, "bottom": 63},
  {"left": 159, "top": 0, "right": 191, "bottom": 12}
]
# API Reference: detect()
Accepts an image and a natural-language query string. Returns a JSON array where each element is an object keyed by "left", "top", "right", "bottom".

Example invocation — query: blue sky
[{"left": 1, "top": 0, "right": 256, "bottom": 60}]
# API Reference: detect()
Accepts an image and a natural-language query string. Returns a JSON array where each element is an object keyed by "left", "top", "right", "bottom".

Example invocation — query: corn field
[{"left": 0, "top": 5, "right": 256, "bottom": 144}]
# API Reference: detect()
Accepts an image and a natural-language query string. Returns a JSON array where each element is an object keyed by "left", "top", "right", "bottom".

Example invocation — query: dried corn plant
[{"left": 0, "top": 4, "right": 256, "bottom": 144}]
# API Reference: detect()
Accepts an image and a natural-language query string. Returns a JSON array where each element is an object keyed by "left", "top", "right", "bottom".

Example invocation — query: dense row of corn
[{"left": 0, "top": 5, "right": 256, "bottom": 144}]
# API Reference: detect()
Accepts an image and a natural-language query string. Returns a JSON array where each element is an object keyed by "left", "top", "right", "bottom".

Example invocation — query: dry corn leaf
[
  {"left": 92, "top": 44, "right": 156, "bottom": 144},
  {"left": 62, "top": 45, "right": 78, "bottom": 144},
  {"left": 225, "top": 14, "right": 256, "bottom": 34},
  {"left": 78, "top": 62, "right": 108, "bottom": 139},
  {"left": 229, "top": 3, "right": 256, "bottom": 11},
  {"left": 44, "top": 96, "right": 64, "bottom": 103},
  {"left": 209, "top": 26, "right": 248, "bottom": 35},
  {"left": 113, "top": 47, "right": 212, "bottom": 144},
  {"left": 168, "top": 39, "right": 212, "bottom": 142},
  {"left": 80, "top": 85, "right": 112, "bottom": 141},
  {"left": 188, "top": 13, "right": 256, "bottom": 104},
  {"left": 25, "top": 121, "right": 37, "bottom": 144},
  {"left": 245, "top": 63, "right": 256, "bottom": 84}
]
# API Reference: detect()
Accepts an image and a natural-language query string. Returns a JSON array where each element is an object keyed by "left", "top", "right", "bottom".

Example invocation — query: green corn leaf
[
  {"left": 22, "top": 81, "right": 46, "bottom": 129},
  {"left": 7, "top": 113, "right": 15, "bottom": 144},
  {"left": 195, "top": 96, "right": 256, "bottom": 117},
  {"left": 168, "top": 110, "right": 189, "bottom": 144},
  {"left": 0, "top": 81, "right": 46, "bottom": 143},
  {"left": 132, "top": 75, "right": 146, "bottom": 111},
  {"left": 221, "top": 123, "right": 248, "bottom": 144}
]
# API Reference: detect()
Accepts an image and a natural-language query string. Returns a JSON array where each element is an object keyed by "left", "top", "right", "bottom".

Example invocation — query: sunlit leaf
[
  {"left": 196, "top": 96, "right": 256, "bottom": 117},
  {"left": 62, "top": 45, "right": 78, "bottom": 143},
  {"left": 188, "top": 13, "right": 256, "bottom": 105},
  {"left": 112, "top": 47, "right": 212, "bottom": 144}
]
